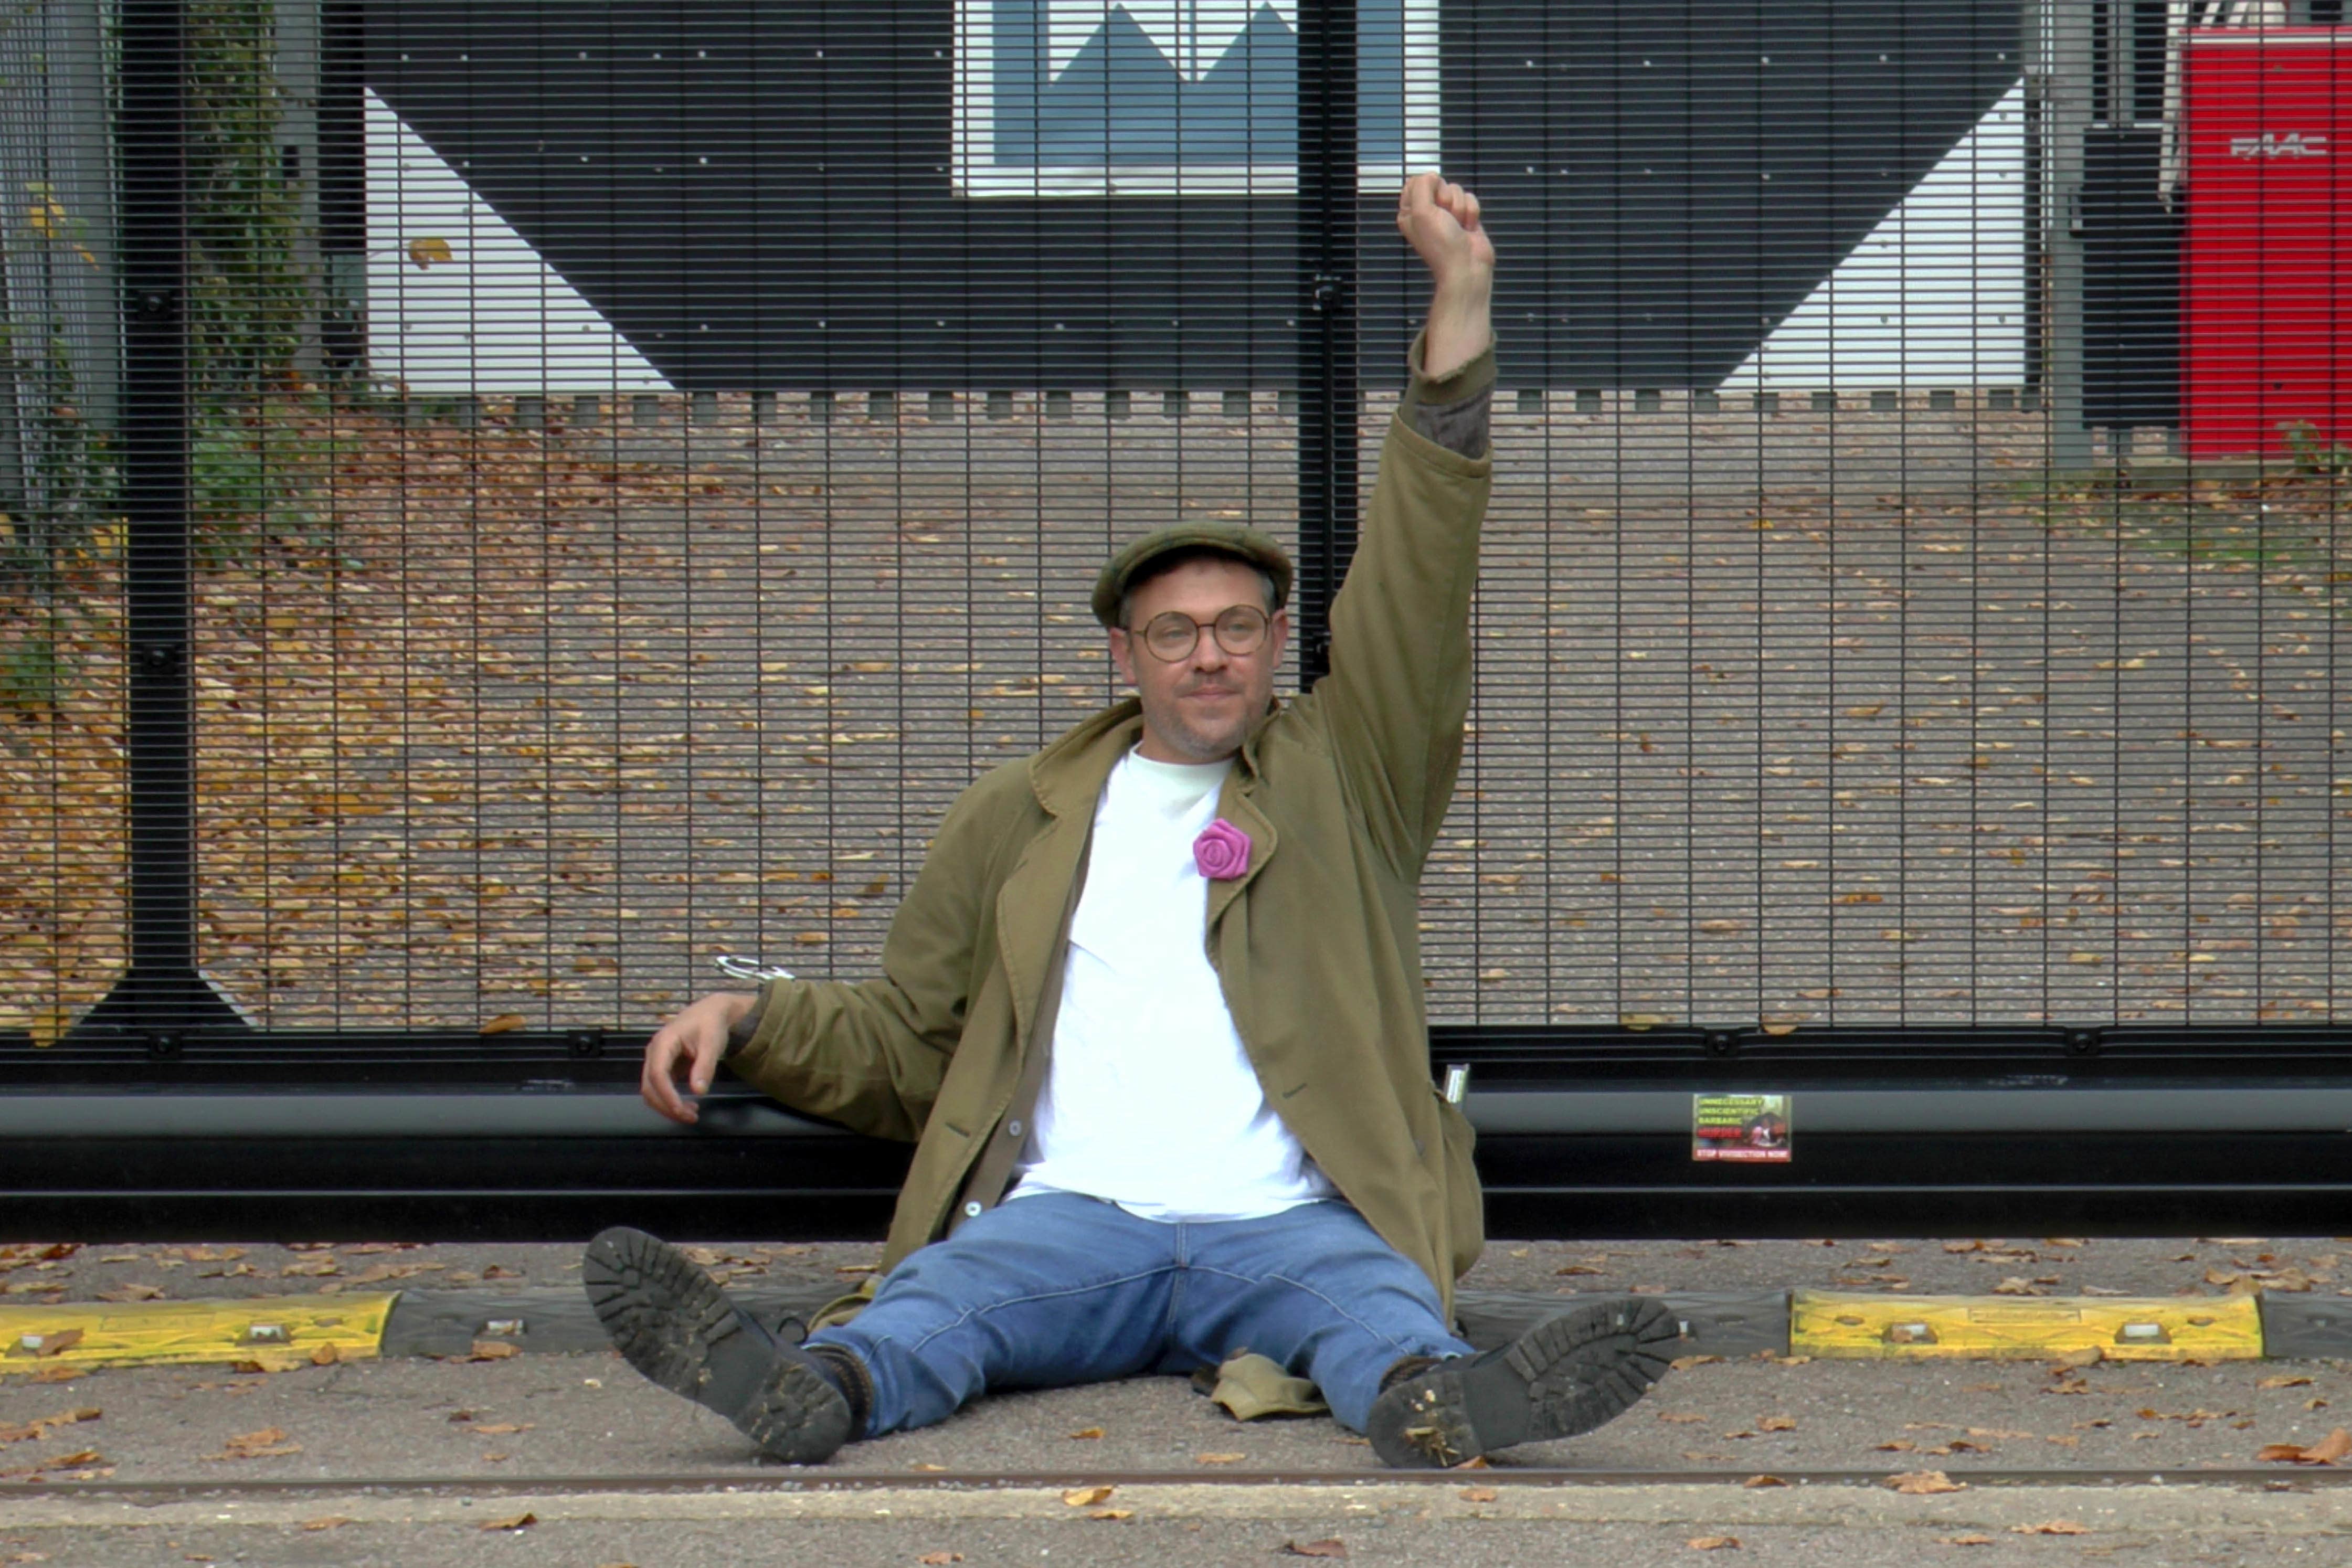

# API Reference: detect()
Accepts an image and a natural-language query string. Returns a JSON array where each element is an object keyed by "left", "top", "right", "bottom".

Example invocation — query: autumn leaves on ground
[{"left": 3, "top": 395, "right": 2347, "bottom": 1037}]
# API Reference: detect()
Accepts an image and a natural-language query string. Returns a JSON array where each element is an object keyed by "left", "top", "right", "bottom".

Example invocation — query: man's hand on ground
[
  {"left": 1396, "top": 173, "right": 1495, "bottom": 383},
  {"left": 641, "top": 991, "right": 757, "bottom": 1124}
]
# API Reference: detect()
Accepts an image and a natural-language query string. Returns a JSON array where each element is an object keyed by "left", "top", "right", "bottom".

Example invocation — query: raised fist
[{"left": 1396, "top": 172, "right": 1496, "bottom": 285}]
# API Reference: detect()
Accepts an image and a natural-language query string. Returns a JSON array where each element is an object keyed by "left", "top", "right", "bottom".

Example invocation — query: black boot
[
  {"left": 1365, "top": 1295, "right": 1679, "bottom": 1468},
  {"left": 584, "top": 1226, "right": 859, "bottom": 1464}
]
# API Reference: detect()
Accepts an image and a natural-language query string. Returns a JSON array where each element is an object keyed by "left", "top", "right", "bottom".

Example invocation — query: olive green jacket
[{"left": 732, "top": 342, "right": 1494, "bottom": 1318}]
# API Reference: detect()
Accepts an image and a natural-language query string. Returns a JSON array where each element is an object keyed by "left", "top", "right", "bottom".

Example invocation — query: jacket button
[
  {"left": 1005, "top": 1119, "right": 1023, "bottom": 1137},
  {"left": 963, "top": 1201, "right": 983, "bottom": 1217}
]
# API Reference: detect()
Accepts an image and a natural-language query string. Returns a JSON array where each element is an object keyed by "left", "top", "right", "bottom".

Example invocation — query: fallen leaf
[
  {"left": 1741, "top": 1475, "right": 1788, "bottom": 1488},
  {"left": 209, "top": 1427, "right": 301, "bottom": 1460},
  {"left": 2049, "top": 1346, "right": 2104, "bottom": 1369},
  {"left": 1195, "top": 1452, "right": 1245, "bottom": 1465},
  {"left": 2261, "top": 1376, "right": 2315, "bottom": 1390},
  {"left": 0, "top": 1408, "right": 98, "bottom": 1446},
  {"left": 479, "top": 1012, "right": 526, "bottom": 1034},
  {"left": 1659, "top": 1412, "right": 1709, "bottom": 1424},
  {"left": 916, "top": 1555, "right": 965, "bottom": 1566},
  {"left": 1670, "top": 1355, "right": 1723, "bottom": 1371},
  {"left": 2261, "top": 1427, "right": 2352, "bottom": 1464},
  {"left": 1940, "top": 1534, "right": 1994, "bottom": 1546},
  {"left": 309, "top": 1344, "right": 340, "bottom": 1366},
  {"left": 25, "top": 1328, "right": 83, "bottom": 1358},
  {"left": 29, "top": 1448, "right": 101, "bottom": 1469},
  {"left": 1757, "top": 1415, "right": 1796, "bottom": 1433},
  {"left": 1088, "top": 1508, "right": 1133, "bottom": 1521},
  {"left": 1067, "top": 1427, "right": 1105, "bottom": 1439},
  {"left": 2012, "top": 1521, "right": 2092, "bottom": 1535},
  {"left": 1282, "top": 1542, "right": 1348, "bottom": 1559},
  {"left": 298, "top": 1518, "right": 350, "bottom": 1531},
  {"left": 1459, "top": 1486, "right": 1499, "bottom": 1502},
  {"left": 467, "top": 1340, "right": 518, "bottom": 1360},
  {"left": 472, "top": 1422, "right": 534, "bottom": 1436},
  {"left": 1687, "top": 1538, "right": 1742, "bottom": 1551},
  {"left": 407, "top": 235, "right": 454, "bottom": 269},
  {"left": 478, "top": 1512, "right": 536, "bottom": 1532},
  {"left": 1887, "top": 1469, "right": 1966, "bottom": 1495},
  {"left": 94, "top": 1284, "right": 165, "bottom": 1303},
  {"left": 1062, "top": 1485, "right": 1114, "bottom": 1507}
]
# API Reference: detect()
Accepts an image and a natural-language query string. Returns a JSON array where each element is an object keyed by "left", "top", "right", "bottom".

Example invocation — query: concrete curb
[{"left": 8, "top": 1284, "right": 2348, "bottom": 1375}]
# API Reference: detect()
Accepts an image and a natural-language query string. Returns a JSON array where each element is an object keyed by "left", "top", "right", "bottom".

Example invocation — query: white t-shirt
[{"left": 1007, "top": 746, "right": 1336, "bottom": 1220}]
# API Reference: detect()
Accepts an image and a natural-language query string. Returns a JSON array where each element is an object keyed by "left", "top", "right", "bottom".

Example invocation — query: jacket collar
[{"left": 1027, "top": 698, "right": 1147, "bottom": 817}]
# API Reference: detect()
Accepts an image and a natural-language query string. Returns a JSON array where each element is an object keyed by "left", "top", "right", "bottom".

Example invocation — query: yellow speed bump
[
  {"left": 1792, "top": 1289, "right": 2263, "bottom": 1361},
  {"left": 0, "top": 1293, "right": 397, "bottom": 1375}
]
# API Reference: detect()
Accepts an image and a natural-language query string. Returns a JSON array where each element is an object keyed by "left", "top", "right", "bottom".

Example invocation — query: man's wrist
[
  {"left": 1422, "top": 273, "right": 1494, "bottom": 382},
  {"left": 722, "top": 987, "right": 768, "bottom": 1058}
]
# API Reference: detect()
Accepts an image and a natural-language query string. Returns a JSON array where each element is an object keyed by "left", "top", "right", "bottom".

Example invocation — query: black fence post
[
  {"left": 317, "top": 0, "right": 367, "bottom": 378},
  {"left": 1294, "top": 0, "right": 1359, "bottom": 687},
  {"left": 78, "top": 0, "right": 249, "bottom": 1036}
]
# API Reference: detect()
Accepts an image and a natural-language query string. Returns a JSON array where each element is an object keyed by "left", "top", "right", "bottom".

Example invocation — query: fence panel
[{"left": 2, "top": 0, "right": 2346, "bottom": 1048}]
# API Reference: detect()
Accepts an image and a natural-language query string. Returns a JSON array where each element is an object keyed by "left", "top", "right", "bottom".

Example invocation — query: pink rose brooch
[{"left": 1192, "top": 818, "right": 1252, "bottom": 881}]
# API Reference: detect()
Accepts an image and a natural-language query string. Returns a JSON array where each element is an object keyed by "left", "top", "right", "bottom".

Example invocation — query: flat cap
[{"left": 1091, "top": 521, "right": 1294, "bottom": 627}]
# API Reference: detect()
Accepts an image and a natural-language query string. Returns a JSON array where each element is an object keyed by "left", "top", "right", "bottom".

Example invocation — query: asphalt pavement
[{"left": 7, "top": 1234, "right": 2352, "bottom": 1564}]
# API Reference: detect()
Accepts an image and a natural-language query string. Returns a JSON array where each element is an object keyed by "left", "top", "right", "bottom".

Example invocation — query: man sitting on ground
[{"left": 586, "top": 173, "right": 1675, "bottom": 1468}]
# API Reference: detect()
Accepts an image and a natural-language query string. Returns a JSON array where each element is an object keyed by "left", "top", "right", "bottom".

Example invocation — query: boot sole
[
  {"left": 583, "top": 1226, "right": 850, "bottom": 1464},
  {"left": 1368, "top": 1295, "right": 1679, "bottom": 1468}
]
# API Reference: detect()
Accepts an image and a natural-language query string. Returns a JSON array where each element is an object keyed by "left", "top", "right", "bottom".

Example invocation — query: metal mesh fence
[{"left": 1, "top": 0, "right": 2347, "bottom": 1043}]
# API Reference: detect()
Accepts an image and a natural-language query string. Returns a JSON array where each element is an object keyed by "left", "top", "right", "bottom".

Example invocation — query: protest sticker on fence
[{"left": 1693, "top": 1094, "right": 1791, "bottom": 1163}]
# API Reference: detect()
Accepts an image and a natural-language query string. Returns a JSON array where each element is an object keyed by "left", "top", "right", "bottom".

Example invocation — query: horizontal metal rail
[{"left": 5, "top": 1023, "right": 2352, "bottom": 1239}]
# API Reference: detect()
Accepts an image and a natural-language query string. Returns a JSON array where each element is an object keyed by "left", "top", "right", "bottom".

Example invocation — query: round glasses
[{"left": 1128, "top": 604, "right": 1272, "bottom": 662}]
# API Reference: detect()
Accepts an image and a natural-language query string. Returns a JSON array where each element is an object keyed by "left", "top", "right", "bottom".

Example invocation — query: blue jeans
[{"left": 807, "top": 1193, "right": 1474, "bottom": 1436}]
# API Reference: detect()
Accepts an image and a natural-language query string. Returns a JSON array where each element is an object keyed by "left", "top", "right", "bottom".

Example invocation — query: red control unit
[{"left": 2181, "top": 28, "right": 2352, "bottom": 460}]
